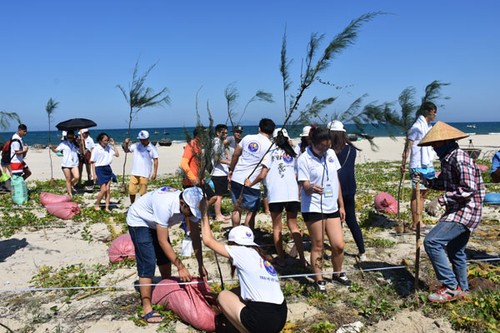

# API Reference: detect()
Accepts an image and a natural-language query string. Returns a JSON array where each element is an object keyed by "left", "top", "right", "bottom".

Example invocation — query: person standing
[
  {"left": 123, "top": 130, "right": 159, "bottom": 204},
  {"left": 91, "top": 133, "right": 119, "bottom": 212},
  {"left": 416, "top": 121, "right": 485, "bottom": 302},
  {"left": 50, "top": 130, "right": 80, "bottom": 197},
  {"left": 200, "top": 199, "right": 287, "bottom": 333},
  {"left": 78, "top": 128, "right": 95, "bottom": 184},
  {"left": 229, "top": 118, "right": 275, "bottom": 229},
  {"left": 127, "top": 186, "right": 205, "bottom": 324},
  {"left": 180, "top": 126, "right": 216, "bottom": 204},
  {"left": 401, "top": 101, "right": 438, "bottom": 230},
  {"left": 329, "top": 120, "right": 366, "bottom": 261},
  {"left": 211, "top": 124, "right": 231, "bottom": 221},
  {"left": 9, "top": 124, "right": 32, "bottom": 180},
  {"left": 248, "top": 128, "right": 306, "bottom": 267},
  {"left": 297, "top": 126, "right": 350, "bottom": 291},
  {"left": 226, "top": 125, "right": 243, "bottom": 150}
]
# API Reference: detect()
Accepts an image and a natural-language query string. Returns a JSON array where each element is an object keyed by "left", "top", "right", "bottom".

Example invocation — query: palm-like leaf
[
  {"left": 224, "top": 83, "right": 239, "bottom": 128},
  {"left": 45, "top": 98, "right": 59, "bottom": 181},
  {"left": 0, "top": 111, "right": 21, "bottom": 132}
]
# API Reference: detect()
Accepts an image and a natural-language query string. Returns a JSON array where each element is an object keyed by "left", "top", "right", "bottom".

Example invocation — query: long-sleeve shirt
[{"left": 427, "top": 147, "right": 485, "bottom": 231}]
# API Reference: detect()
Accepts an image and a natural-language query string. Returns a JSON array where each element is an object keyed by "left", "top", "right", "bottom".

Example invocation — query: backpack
[{"left": 1, "top": 138, "right": 20, "bottom": 164}]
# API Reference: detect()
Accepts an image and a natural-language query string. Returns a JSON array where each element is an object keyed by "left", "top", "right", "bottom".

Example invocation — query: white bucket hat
[
  {"left": 228, "top": 225, "right": 258, "bottom": 246},
  {"left": 327, "top": 120, "right": 345, "bottom": 132},
  {"left": 181, "top": 187, "right": 203, "bottom": 219},
  {"left": 272, "top": 127, "right": 289, "bottom": 139}
]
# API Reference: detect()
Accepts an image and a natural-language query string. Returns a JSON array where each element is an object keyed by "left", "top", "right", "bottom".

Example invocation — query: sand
[{"left": 0, "top": 134, "right": 498, "bottom": 332}]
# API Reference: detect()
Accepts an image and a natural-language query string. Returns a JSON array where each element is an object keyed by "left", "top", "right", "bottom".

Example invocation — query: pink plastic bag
[
  {"left": 152, "top": 277, "right": 217, "bottom": 332},
  {"left": 40, "top": 192, "right": 71, "bottom": 206},
  {"left": 45, "top": 201, "right": 80, "bottom": 220},
  {"left": 108, "top": 234, "right": 135, "bottom": 263},
  {"left": 374, "top": 192, "right": 398, "bottom": 214}
]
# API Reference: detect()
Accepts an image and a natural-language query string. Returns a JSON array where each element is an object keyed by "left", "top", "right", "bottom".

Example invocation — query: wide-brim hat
[
  {"left": 182, "top": 187, "right": 203, "bottom": 219},
  {"left": 418, "top": 121, "right": 469, "bottom": 146}
]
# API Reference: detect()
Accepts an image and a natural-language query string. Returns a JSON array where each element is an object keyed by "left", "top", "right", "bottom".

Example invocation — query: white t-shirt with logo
[
  {"left": 231, "top": 133, "right": 272, "bottom": 189},
  {"left": 211, "top": 137, "right": 229, "bottom": 177},
  {"left": 129, "top": 142, "right": 159, "bottom": 178},
  {"left": 263, "top": 147, "right": 299, "bottom": 203},
  {"left": 127, "top": 187, "right": 199, "bottom": 229},
  {"left": 297, "top": 147, "right": 341, "bottom": 213},
  {"left": 90, "top": 144, "right": 115, "bottom": 167},
  {"left": 10, "top": 133, "right": 24, "bottom": 163},
  {"left": 225, "top": 245, "right": 284, "bottom": 304},
  {"left": 55, "top": 140, "right": 80, "bottom": 168}
]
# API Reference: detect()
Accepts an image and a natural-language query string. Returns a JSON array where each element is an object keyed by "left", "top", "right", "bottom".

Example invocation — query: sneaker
[
  {"left": 428, "top": 285, "right": 464, "bottom": 303},
  {"left": 332, "top": 272, "right": 352, "bottom": 286},
  {"left": 358, "top": 253, "right": 367, "bottom": 261},
  {"left": 314, "top": 280, "right": 327, "bottom": 292}
]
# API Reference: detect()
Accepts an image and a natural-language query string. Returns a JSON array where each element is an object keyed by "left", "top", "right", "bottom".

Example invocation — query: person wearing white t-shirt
[
  {"left": 90, "top": 133, "right": 119, "bottom": 212},
  {"left": 78, "top": 128, "right": 95, "bottom": 184},
  {"left": 401, "top": 101, "right": 438, "bottom": 230},
  {"left": 123, "top": 130, "right": 159, "bottom": 204},
  {"left": 248, "top": 128, "right": 306, "bottom": 268},
  {"left": 200, "top": 199, "right": 287, "bottom": 333},
  {"left": 50, "top": 130, "right": 80, "bottom": 197},
  {"left": 229, "top": 118, "right": 275, "bottom": 229},
  {"left": 127, "top": 186, "right": 205, "bottom": 324},
  {"left": 297, "top": 126, "right": 350, "bottom": 291},
  {"left": 211, "top": 124, "right": 231, "bottom": 221},
  {"left": 9, "top": 124, "right": 32, "bottom": 179}
]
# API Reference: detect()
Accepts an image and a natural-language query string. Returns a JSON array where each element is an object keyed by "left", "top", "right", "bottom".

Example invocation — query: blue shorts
[
  {"left": 410, "top": 166, "right": 435, "bottom": 190},
  {"left": 231, "top": 181, "right": 261, "bottom": 211},
  {"left": 128, "top": 226, "right": 170, "bottom": 278}
]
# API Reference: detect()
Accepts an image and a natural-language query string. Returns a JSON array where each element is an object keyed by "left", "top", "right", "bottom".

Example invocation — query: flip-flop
[{"left": 142, "top": 310, "right": 163, "bottom": 324}]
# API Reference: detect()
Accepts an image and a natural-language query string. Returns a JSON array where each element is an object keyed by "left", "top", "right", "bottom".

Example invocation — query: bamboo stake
[{"left": 414, "top": 179, "right": 421, "bottom": 291}]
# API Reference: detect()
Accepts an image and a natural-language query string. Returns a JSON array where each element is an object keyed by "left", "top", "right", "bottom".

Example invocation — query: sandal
[{"left": 142, "top": 310, "right": 163, "bottom": 324}]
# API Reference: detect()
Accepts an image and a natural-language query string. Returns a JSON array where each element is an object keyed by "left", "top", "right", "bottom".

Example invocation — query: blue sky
[{"left": 1, "top": 1, "right": 499, "bottom": 131}]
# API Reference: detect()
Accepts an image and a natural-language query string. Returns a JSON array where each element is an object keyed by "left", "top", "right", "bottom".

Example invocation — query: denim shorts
[
  {"left": 410, "top": 166, "right": 435, "bottom": 189},
  {"left": 128, "top": 226, "right": 170, "bottom": 278},
  {"left": 231, "top": 181, "right": 261, "bottom": 211}
]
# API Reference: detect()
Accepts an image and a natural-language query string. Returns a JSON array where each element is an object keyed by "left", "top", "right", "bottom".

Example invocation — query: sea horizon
[{"left": 1, "top": 121, "right": 499, "bottom": 146}]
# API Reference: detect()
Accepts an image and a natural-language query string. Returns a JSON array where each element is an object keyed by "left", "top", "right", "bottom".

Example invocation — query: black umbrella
[{"left": 56, "top": 118, "right": 97, "bottom": 131}]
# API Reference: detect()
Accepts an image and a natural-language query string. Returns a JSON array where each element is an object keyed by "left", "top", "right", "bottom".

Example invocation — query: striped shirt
[{"left": 428, "top": 147, "right": 485, "bottom": 231}]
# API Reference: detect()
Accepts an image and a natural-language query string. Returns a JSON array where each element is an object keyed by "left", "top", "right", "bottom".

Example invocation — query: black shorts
[
  {"left": 269, "top": 201, "right": 300, "bottom": 213},
  {"left": 240, "top": 300, "right": 287, "bottom": 333},
  {"left": 302, "top": 211, "right": 340, "bottom": 223},
  {"left": 183, "top": 182, "right": 215, "bottom": 200},
  {"left": 211, "top": 176, "right": 229, "bottom": 196}
]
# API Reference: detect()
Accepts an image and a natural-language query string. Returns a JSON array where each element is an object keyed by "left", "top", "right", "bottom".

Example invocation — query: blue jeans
[{"left": 424, "top": 222, "right": 470, "bottom": 290}]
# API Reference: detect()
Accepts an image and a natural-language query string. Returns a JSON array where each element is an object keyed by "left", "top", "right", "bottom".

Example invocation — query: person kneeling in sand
[{"left": 127, "top": 186, "right": 206, "bottom": 324}]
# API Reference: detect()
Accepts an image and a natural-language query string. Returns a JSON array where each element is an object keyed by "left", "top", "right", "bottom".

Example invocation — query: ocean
[{"left": 1, "top": 122, "right": 500, "bottom": 146}]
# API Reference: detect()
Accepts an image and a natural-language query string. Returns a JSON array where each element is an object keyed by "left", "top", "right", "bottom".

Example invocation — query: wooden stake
[{"left": 414, "top": 179, "right": 421, "bottom": 291}]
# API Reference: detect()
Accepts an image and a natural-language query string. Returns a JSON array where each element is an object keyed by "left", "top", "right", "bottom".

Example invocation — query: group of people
[{"left": 3, "top": 110, "right": 491, "bottom": 331}]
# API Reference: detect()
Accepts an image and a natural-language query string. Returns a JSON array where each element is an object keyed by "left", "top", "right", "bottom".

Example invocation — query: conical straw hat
[{"left": 418, "top": 121, "right": 469, "bottom": 146}]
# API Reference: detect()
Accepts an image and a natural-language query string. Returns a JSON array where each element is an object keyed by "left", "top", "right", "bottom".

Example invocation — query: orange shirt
[{"left": 180, "top": 139, "right": 201, "bottom": 186}]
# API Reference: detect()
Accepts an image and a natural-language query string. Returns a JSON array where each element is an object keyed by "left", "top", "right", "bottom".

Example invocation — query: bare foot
[
  {"left": 105, "top": 208, "right": 112, "bottom": 213},
  {"left": 94, "top": 205, "right": 100, "bottom": 211},
  {"left": 215, "top": 215, "right": 231, "bottom": 222}
]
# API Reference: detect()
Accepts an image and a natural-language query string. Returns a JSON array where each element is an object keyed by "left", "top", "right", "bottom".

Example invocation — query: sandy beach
[
  {"left": 0, "top": 134, "right": 498, "bottom": 332},
  {"left": 25, "top": 134, "right": 500, "bottom": 182}
]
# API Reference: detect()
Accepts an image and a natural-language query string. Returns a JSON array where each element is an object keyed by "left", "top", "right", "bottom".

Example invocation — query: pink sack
[
  {"left": 40, "top": 192, "right": 71, "bottom": 206},
  {"left": 108, "top": 234, "right": 136, "bottom": 263},
  {"left": 477, "top": 164, "right": 489, "bottom": 173},
  {"left": 374, "top": 192, "right": 398, "bottom": 214},
  {"left": 45, "top": 201, "right": 80, "bottom": 220},
  {"left": 152, "top": 277, "right": 217, "bottom": 332}
]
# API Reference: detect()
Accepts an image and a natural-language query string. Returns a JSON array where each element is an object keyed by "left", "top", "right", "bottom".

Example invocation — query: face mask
[{"left": 433, "top": 141, "right": 457, "bottom": 159}]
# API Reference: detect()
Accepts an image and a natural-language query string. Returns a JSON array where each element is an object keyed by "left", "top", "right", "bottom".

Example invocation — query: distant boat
[
  {"left": 163, "top": 131, "right": 170, "bottom": 135},
  {"left": 154, "top": 130, "right": 160, "bottom": 134},
  {"left": 158, "top": 138, "right": 172, "bottom": 147},
  {"left": 466, "top": 124, "right": 476, "bottom": 129}
]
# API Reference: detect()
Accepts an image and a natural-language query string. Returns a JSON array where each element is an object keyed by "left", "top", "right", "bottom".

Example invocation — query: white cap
[
  {"left": 272, "top": 127, "right": 289, "bottom": 139},
  {"left": 181, "top": 187, "right": 203, "bottom": 219},
  {"left": 137, "top": 130, "right": 150, "bottom": 140},
  {"left": 81, "top": 128, "right": 89, "bottom": 133},
  {"left": 300, "top": 125, "right": 312, "bottom": 137},
  {"left": 228, "top": 225, "right": 258, "bottom": 246},
  {"left": 327, "top": 120, "right": 345, "bottom": 132}
]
